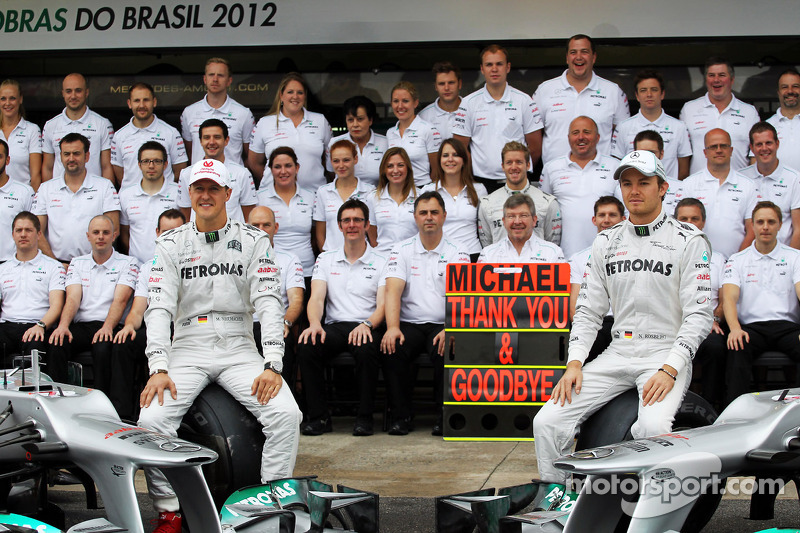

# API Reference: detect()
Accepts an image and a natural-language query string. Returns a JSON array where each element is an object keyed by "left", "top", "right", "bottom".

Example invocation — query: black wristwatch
[{"left": 264, "top": 361, "right": 283, "bottom": 375}]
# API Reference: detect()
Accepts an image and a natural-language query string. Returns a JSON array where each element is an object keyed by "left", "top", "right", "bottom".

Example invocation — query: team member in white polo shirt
[
  {"left": 111, "top": 209, "right": 186, "bottom": 420},
  {"left": 419, "top": 62, "right": 463, "bottom": 140},
  {"left": 249, "top": 73, "right": 331, "bottom": 190},
  {"left": 49, "top": 215, "right": 138, "bottom": 392},
  {"left": 177, "top": 119, "right": 257, "bottom": 224},
  {"left": 386, "top": 81, "right": 442, "bottom": 187},
  {"left": 42, "top": 73, "right": 114, "bottom": 183},
  {"left": 0, "top": 212, "right": 65, "bottom": 361},
  {"left": 453, "top": 45, "right": 542, "bottom": 191},
  {"left": 533, "top": 34, "right": 629, "bottom": 165},
  {"left": 366, "top": 148, "right": 420, "bottom": 255},
  {"left": 611, "top": 70, "right": 691, "bottom": 180},
  {"left": 119, "top": 142, "right": 180, "bottom": 264},
  {"left": 326, "top": 96, "right": 387, "bottom": 186},
  {"left": 633, "top": 131, "right": 683, "bottom": 214},
  {"left": 680, "top": 57, "right": 759, "bottom": 175},
  {"left": 256, "top": 146, "right": 316, "bottom": 277},
  {"left": 722, "top": 201, "right": 800, "bottom": 402},
  {"left": 314, "top": 139, "right": 374, "bottom": 252},
  {"left": 740, "top": 121, "right": 800, "bottom": 248},
  {"left": 111, "top": 82, "right": 187, "bottom": 190},
  {"left": 767, "top": 68, "right": 800, "bottom": 171},
  {"left": 478, "top": 141, "right": 561, "bottom": 249},
  {"left": 540, "top": 116, "right": 620, "bottom": 257},
  {"left": 680, "top": 128, "right": 758, "bottom": 258},
  {"left": 0, "top": 140, "right": 35, "bottom": 262},
  {"left": 478, "top": 194, "right": 566, "bottom": 263},
  {"left": 381, "top": 191, "right": 470, "bottom": 436},
  {"left": 180, "top": 58, "right": 254, "bottom": 166},
  {"left": 0, "top": 80, "right": 42, "bottom": 189},
  {"left": 298, "top": 199, "right": 386, "bottom": 437},
  {"left": 33, "top": 133, "right": 120, "bottom": 264}
]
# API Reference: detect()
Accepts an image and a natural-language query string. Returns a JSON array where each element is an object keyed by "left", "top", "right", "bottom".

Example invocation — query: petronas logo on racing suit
[
  {"left": 180, "top": 263, "right": 244, "bottom": 279},
  {"left": 605, "top": 258, "right": 673, "bottom": 276}
]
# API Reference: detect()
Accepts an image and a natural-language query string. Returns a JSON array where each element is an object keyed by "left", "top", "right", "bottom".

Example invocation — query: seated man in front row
[
  {"left": 722, "top": 200, "right": 800, "bottom": 404},
  {"left": 297, "top": 199, "right": 387, "bottom": 437},
  {"left": 138, "top": 159, "right": 301, "bottom": 533},
  {"left": 478, "top": 194, "right": 565, "bottom": 263},
  {"left": 533, "top": 150, "right": 712, "bottom": 484}
]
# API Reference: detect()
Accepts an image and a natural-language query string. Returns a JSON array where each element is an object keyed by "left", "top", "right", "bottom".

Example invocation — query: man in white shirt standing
[
  {"left": 180, "top": 58, "right": 254, "bottom": 166},
  {"left": 722, "top": 200, "right": 800, "bottom": 403},
  {"left": 767, "top": 68, "right": 800, "bottom": 171},
  {"left": 611, "top": 69, "right": 692, "bottom": 180},
  {"left": 42, "top": 73, "right": 114, "bottom": 183},
  {"left": 740, "top": 121, "right": 800, "bottom": 249},
  {"left": 419, "top": 62, "right": 463, "bottom": 140},
  {"left": 453, "top": 45, "right": 542, "bottom": 192},
  {"left": 680, "top": 128, "right": 758, "bottom": 258},
  {"left": 533, "top": 34, "right": 629, "bottom": 165},
  {"left": 680, "top": 57, "right": 759, "bottom": 174},
  {"left": 111, "top": 82, "right": 187, "bottom": 190}
]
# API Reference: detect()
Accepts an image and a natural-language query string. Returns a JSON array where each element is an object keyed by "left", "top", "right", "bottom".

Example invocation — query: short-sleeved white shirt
[
  {"left": 679, "top": 93, "right": 759, "bottom": 174},
  {"left": 180, "top": 95, "right": 254, "bottom": 165},
  {"left": 326, "top": 131, "right": 388, "bottom": 187},
  {"left": 385, "top": 235, "right": 470, "bottom": 324},
  {"left": 767, "top": 110, "right": 800, "bottom": 172},
  {"left": 710, "top": 250, "right": 726, "bottom": 311},
  {"left": 311, "top": 246, "right": 387, "bottom": 324},
  {"left": 386, "top": 115, "right": 442, "bottom": 187},
  {"left": 110, "top": 116, "right": 188, "bottom": 190},
  {"left": 177, "top": 160, "right": 256, "bottom": 223},
  {"left": 533, "top": 71, "right": 630, "bottom": 164},
  {"left": 250, "top": 109, "right": 332, "bottom": 190},
  {"left": 422, "top": 182, "right": 488, "bottom": 254},
  {"left": 664, "top": 179, "right": 684, "bottom": 217},
  {"left": 0, "top": 118, "right": 42, "bottom": 186},
  {"left": 680, "top": 168, "right": 759, "bottom": 258},
  {"left": 540, "top": 154, "right": 621, "bottom": 257},
  {"left": 366, "top": 188, "right": 419, "bottom": 255},
  {"left": 453, "top": 84, "right": 542, "bottom": 180},
  {"left": 419, "top": 98, "right": 460, "bottom": 140},
  {"left": 119, "top": 180, "right": 180, "bottom": 263},
  {"left": 0, "top": 251, "right": 65, "bottom": 323},
  {"left": 276, "top": 249, "right": 304, "bottom": 312},
  {"left": 610, "top": 110, "right": 692, "bottom": 180},
  {"left": 741, "top": 163, "right": 800, "bottom": 245},
  {"left": 256, "top": 183, "right": 316, "bottom": 272},
  {"left": 134, "top": 259, "right": 152, "bottom": 299},
  {"left": 65, "top": 251, "right": 139, "bottom": 323},
  {"left": 478, "top": 236, "right": 566, "bottom": 263},
  {"left": 32, "top": 175, "right": 120, "bottom": 261},
  {"left": 0, "top": 179, "right": 35, "bottom": 261},
  {"left": 312, "top": 177, "right": 375, "bottom": 252},
  {"left": 722, "top": 242, "right": 800, "bottom": 324},
  {"left": 41, "top": 107, "right": 114, "bottom": 179}
]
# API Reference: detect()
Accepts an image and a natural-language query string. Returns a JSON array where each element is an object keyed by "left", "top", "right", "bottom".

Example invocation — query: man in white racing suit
[
  {"left": 533, "top": 150, "right": 713, "bottom": 484},
  {"left": 138, "top": 159, "right": 301, "bottom": 533}
]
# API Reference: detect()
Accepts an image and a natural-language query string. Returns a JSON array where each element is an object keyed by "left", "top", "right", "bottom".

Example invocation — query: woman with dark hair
[
  {"left": 424, "top": 138, "right": 487, "bottom": 260},
  {"left": 386, "top": 81, "right": 441, "bottom": 187},
  {"left": 326, "top": 95, "right": 387, "bottom": 187},
  {"left": 0, "top": 79, "right": 42, "bottom": 190},
  {"left": 366, "top": 147, "right": 418, "bottom": 254},
  {"left": 249, "top": 73, "right": 331, "bottom": 190}
]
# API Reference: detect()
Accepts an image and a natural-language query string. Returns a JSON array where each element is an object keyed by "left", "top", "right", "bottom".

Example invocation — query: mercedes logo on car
[{"left": 159, "top": 441, "right": 202, "bottom": 453}]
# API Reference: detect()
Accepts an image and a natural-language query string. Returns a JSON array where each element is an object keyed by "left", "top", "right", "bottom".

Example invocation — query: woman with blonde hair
[
  {"left": 0, "top": 79, "right": 42, "bottom": 189},
  {"left": 366, "top": 147, "right": 419, "bottom": 254},
  {"left": 386, "top": 81, "right": 441, "bottom": 187},
  {"left": 249, "top": 72, "right": 331, "bottom": 190}
]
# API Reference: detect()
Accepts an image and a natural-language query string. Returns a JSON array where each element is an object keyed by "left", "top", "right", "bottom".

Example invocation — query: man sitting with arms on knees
[
  {"left": 138, "top": 159, "right": 301, "bottom": 533},
  {"left": 533, "top": 150, "right": 712, "bottom": 484}
]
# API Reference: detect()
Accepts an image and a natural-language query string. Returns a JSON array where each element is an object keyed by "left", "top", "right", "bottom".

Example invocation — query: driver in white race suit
[
  {"left": 533, "top": 150, "right": 713, "bottom": 484},
  {"left": 138, "top": 159, "right": 301, "bottom": 533}
]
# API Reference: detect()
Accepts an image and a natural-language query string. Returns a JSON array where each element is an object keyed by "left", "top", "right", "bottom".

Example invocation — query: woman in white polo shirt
[
  {"left": 249, "top": 73, "right": 331, "bottom": 191},
  {"left": 0, "top": 80, "right": 42, "bottom": 190},
  {"left": 367, "top": 147, "right": 419, "bottom": 255},
  {"left": 386, "top": 81, "right": 441, "bottom": 187}
]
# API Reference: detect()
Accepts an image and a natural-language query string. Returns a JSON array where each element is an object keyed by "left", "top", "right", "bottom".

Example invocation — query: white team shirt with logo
[
  {"left": 119, "top": 180, "right": 180, "bottom": 263},
  {"left": 256, "top": 183, "right": 316, "bottom": 272},
  {"left": 422, "top": 182, "right": 487, "bottom": 254},
  {"left": 366, "top": 188, "right": 419, "bottom": 255},
  {"left": 0, "top": 180, "right": 34, "bottom": 261},
  {"left": 741, "top": 163, "right": 800, "bottom": 245},
  {"left": 326, "top": 131, "right": 388, "bottom": 187},
  {"left": 767, "top": 110, "right": 800, "bottom": 172},
  {"left": 180, "top": 95, "right": 254, "bottom": 165},
  {"left": 386, "top": 115, "right": 442, "bottom": 187},
  {"left": 1, "top": 118, "right": 42, "bottom": 186},
  {"left": 0, "top": 251, "right": 65, "bottom": 323},
  {"left": 42, "top": 107, "right": 114, "bottom": 179},
  {"left": 419, "top": 98, "right": 460, "bottom": 140},
  {"left": 110, "top": 116, "right": 188, "bottom": 190},
  {"left": 66, "top": 251, "right": 139, "bottom": 323},
  {"left": 312, "top": 177, "right": 375, "bottom": 252},
  {"left": 610, "top": 110, "right": 692, "bottom": 180}
]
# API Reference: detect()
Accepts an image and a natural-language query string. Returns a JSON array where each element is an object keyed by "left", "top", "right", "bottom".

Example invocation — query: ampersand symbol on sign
[{"left": 498, "top": 332, "right": 514, "bottom": 364}]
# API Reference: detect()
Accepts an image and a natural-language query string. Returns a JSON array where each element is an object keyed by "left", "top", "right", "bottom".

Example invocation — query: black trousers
[
  {"left": 726, "top": 319, "right": 800, "bottom": 403},
  {"left": 694, "top": 329, "right": 727, "bottom": 409},
  {"left": 0, "top": 321, "right": 50, "bottom": 363},
  {"left": 110, "top": 326, "right": 148, "bottom": 420},
  {"left": 473, "top": 176, "right": 505, "bottom": 194},
  {"left": 382, "top": 322, "right": 444, "bottom": 421},
  {"left": 53, "top": 321, "right": 116, "bottom": 395},
  {"left": 296, "top": 321, "right": 380, "bottom": 421}
]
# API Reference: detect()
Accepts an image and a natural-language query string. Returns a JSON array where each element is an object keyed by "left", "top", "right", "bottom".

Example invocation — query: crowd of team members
[{"left": 1, "top": 32, "right": 799, "bottom": 435}]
